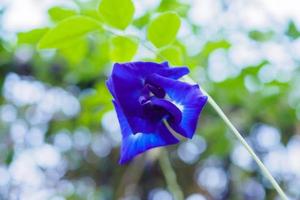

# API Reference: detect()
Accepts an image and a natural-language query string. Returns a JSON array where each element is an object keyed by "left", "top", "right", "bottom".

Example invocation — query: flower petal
[
  {"left": 120, "top": 124, "right": 179, "bottom": 164},
  {"left": 160, "top": 61, "right": 170, "bottom": 68},
  {"left": 112, "top": 74, "right": 143, "bottom": 115},
  {"left": 113, "top": 62, "right": 166, "bottom": 79},
  {"left": 151, "top": 98, "right": 182, "bottom": 124},
  {"left": 157, "top": 67, "right": 189, "bottom": 79},
  {"left": 113, "top": 100, "right": 131, "bottom": 137},
  {"left": 113, "top": 101, "right": 179, "bottom": 164},
  {"left": 112, "top": 62, "right": 188, "bottom": 81},
  {"left": 146, "top": 74, "right": 208, "bottom": 138}
]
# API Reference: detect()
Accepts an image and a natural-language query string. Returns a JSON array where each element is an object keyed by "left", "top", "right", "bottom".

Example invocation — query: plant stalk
[
  {"left": 158, "top": 149, "right": 184, "bottom": 200},
  {"left": 202, "top": 88, "right": 289, "bottom": 200}
]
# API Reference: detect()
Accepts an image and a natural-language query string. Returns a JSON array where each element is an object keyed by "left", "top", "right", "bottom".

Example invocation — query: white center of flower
[
  {"left": 165, "top": 94, "right": 184, "bottom": 112},
  {"left": 172, "top": 101, "right": 184, "bottom": 112}
]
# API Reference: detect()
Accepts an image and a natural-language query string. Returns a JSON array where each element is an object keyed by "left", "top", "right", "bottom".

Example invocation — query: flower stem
[
  {"left": 201, "top": 88, "right": 289, "bottom": 200},
  {"left": 159, "top": 149, "right": 184, "bottom": 200}
]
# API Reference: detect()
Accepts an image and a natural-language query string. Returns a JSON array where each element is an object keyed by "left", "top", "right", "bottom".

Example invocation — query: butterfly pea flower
[{"left": 106, "top": 61, "right": 207, "bottom": 164}]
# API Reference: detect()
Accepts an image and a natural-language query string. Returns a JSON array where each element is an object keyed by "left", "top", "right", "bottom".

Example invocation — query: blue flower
[{"left": 106, "top": 61, "right": 207, "bottom": 164}]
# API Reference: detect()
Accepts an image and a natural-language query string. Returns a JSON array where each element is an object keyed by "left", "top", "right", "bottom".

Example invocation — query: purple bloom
[{"left": 106, "top": 61, "right": 207, "bottom": 164}]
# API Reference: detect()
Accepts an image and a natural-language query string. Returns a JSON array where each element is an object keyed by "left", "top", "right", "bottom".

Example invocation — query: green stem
[
  {"left": 158, "top": 149, "right": 184, "bottom": 200},
  {"left": 201, "top": 88, "right": 289, "bottom": 200}
]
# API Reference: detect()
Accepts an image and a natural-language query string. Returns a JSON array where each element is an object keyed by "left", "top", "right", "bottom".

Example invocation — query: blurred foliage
[
  {"left": 109, "top": 35, "right": 138, "bottom": 62},
  {"left": 98, "top": 0, "right": 135, "bottom": 30},
  {"left": 0, "top": 0, "right": 300, "bottom": 200},
  {"left": 248, "top": 30, "right": 274, "bottom": 42},
  {"left": 286, "top": 20, "right": 300, "bottom": 40},
  {"left": 147, "top": 12, "right": 181, "bottom": 48}
]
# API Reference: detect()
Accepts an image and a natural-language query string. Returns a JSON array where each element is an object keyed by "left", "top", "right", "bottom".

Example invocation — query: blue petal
[
  {"left": 112, "top": 62, "right": 188, "bottom": 81},
  {"left": 157, "top": 67, "right": 189, "bottom": 79},
  {"left": 112, "top": 100, "right": 179, "bottom": 164},
  {"left": 113, "top": 100, "right": 131, "bottom": 137},
  {"left": 161, "top": 61, "right": 170, "bottom": 68},
  {"left": 146, "top": 74, "right": 208, "bottom": 138},
  {"left": 110, "top": 63, "right": 145, "bottom": 131},
  {"left": 151, "top": 98, "right": 182, "bottom": 124},
  {"left": 111, "top": 63, "right": 141, "bottom": 83},
  {"left": 113, "top": 62, "right": 166, "bottom": 79},
  {"left": 111, "top": 75, "right": 143, "bottom": 114},
  {"left": 120, "top": 124, "right": 179, "bottom": 164},
  {"left": 126, "top": 116, "right": 162, "bottom": 133}
]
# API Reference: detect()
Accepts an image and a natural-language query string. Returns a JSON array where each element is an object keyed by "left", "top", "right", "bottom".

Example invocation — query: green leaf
[
  {"left": 240, "top": 60, "right": 268, "bottom": 77},
  {"left": 81, "top": 9, "right": 102, "bottom": 21},
  {"left": 133, "top": 13, "right": 150, "bottom": 28},
  {"left": 190, "top": 39, "right": 231, "bottom": 68},
  {"left": 60, "top": 38, "right": 88, "bottom": 64},
  {"left": 98, "top": 0, "right": 135, "bottom": 30},
  {"left": 201, "top": 39, "right": 231, "bottom": 57},
  {"left": 158, "top": 45, "right": 183, "bottom": 65},
  {"left": 158, "top": 0, "right": 190, "bottom": 16},
  {"left": 18, "top": 28, "right": 49, "bottom": 45},
  {"left": 5, "top": 149, "right": 14, "bottom": 165},
  {"left": 38, "top": 16, "right": 101, "bottom": 49},
  {"left": 248, "top": 30, "right": 274, "bottom": 42},
  {"left": 286, "top": 20, "right": 300, "bottom": 40},
  {"left": 48, "top": 6, "right": 77, "bottom": 22},
  {"left": 147, "top": 12, "right": 181, "bottom": 48},
  {"left": 110, "top": 35, "right": 138, "bottom": 62}
]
